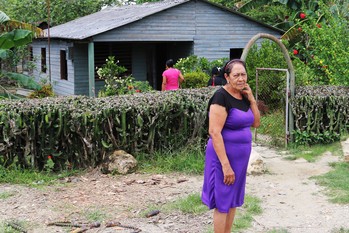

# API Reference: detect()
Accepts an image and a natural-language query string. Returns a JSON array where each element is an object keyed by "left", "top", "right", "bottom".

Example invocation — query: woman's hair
[
  {"left": 211, "top": 67, "right": 220, "bottom": 76},
  {"left": 166, "top": 59, "right": 174, "bottom": 68},
  {"left": 223, "top": 59, "right": 247, "bottom": 75}
]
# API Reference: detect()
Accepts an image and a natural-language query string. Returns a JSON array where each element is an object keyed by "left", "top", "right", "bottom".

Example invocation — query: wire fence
[{"left": 253, "top": 68, "right": 290, "bottom": 148}]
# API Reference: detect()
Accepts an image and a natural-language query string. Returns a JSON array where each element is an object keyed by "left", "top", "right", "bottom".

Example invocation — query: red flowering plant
[
  {"left": 44, "top": 155, "right": 55, "bottom": 172},
  {"left": 287, "top": 3, "right": 349, "bottom": 85}
]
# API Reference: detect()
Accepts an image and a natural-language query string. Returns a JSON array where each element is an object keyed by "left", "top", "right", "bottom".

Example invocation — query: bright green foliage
[
  {"left": 245, "top": 40, "right": 288, "bottom": 110},
  {"left": 174, "top": 55, "right": 227, "bottom": 88},
  {"left": 174, "top": 55, "right": 211, "bottom": 76},
  {"left": 288, "top": 2, "right": 349, "bottom": 86},
  {"left": 181, "top": 71, "right": 210, "bottom": 89},
  {"left": 4, "top": 72, "right": 41, "bottom": 90},
  {"left": 96, "top": 56, "right": 127, "bottom": 80},
  {"left": 0, "top": 11, "right": 36, "bottom": 58},
  {"left": 1, "top": 0, "right": 122, "bottom": 27},
  {"left": 97, "top": 56, "right": 153, "bottom": 96},
  {"left": 245, "top": 4, "right": 293, "bottom": 30}
]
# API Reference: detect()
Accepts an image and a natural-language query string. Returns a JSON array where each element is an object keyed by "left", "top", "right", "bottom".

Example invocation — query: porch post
[{"left": 88, "top": 42, "right": 95, "bottom": 97}]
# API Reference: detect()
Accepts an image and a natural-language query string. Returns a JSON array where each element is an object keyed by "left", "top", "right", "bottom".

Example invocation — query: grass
[
  {"left": 0, "top": 191, "right": 14, "bottom": 200},
  {"left": 311, "top": 162, "right": 349, "bottom": 204},
  {"left": 0, "top": 220, "right": 28, "bottom": 233},
  {"left": 285, "top": 141, "right": 343, "bottom": 162},
  {"left": 163, "top": 193, "right": 208, "bottom": 215},
  {"left": 136, "top": 143, "right": 205, "bottom": 175},
  {"left": 145, "top": 192, "right": 262, "bottom": 233},
  {"left": 0, "top": 165, "right": 80, "bottom": 186},
  {"left": 267, "top": 229, "right": 290, "bottom": 233},
  {"left": 83, "top": 208, "right": 108, "bottom": 222},
  {"left": 231, "top": 195, "right": 262, "bottom": 232},
  {"left": 255, "top": 110, "right": 286, "bottom": 147},
  {"left": 332, "top": 228, "right": 349, "bottom": 233}
]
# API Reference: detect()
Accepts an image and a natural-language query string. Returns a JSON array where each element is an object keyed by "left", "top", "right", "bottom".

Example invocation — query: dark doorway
[
  {"left": 230, "top": 48, "right": 243, "bottom": 59},
  {"left": 155, "top": 44, "right": 168, "bottom": 90},
  {"left": 144, "top": 42, "right": 193, "bottom": 90}
]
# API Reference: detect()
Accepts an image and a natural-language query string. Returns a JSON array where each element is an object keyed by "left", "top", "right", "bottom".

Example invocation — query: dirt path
[
  {"left": 245, "top": 145, "right": 349, "bottom": 233},
  {"left": 1, "top": 144, "right": 348, "bottom": 233}
]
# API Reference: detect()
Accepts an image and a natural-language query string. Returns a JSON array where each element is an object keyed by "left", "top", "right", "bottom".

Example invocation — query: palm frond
[{"left": 0, "top": 10, "right": 43, "bottom": 37}]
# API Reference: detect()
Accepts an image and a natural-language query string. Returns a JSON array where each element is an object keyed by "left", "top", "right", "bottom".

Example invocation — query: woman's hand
[
  {"left": 222, "top": 164, "right": 235, "bottom": 185},
  {"left": 241, "top": 84, "right": 256, "bottom": 103}
]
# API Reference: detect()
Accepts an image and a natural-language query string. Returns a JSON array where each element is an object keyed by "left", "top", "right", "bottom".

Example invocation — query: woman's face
[{"left": 225, "top": 63, "right": 247, "bottom": 91}]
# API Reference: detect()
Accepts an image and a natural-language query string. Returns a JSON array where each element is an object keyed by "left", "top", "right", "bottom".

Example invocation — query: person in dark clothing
[{"left": 207, "top": 67, "right": 227, "bottom": 86}]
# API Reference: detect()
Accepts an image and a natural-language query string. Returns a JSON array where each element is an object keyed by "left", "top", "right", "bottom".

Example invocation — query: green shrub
[
  {"left": 28, "top": 84, "right": 54, "bottom": 98},
  {"left": 97, "top": 56, "right": 153, "bottom": 96},
  {"left": 182, "top": 71, "right": 209, "bottom": 89},
  {"left": 289, "top": 2, "right": 349, "bottom": 86},
  {"left": 174, "top": 55, "right": 210, "bottom": 75}
]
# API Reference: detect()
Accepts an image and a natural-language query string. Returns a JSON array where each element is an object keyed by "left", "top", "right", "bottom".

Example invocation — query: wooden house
[{"left": 30, "top": 0, "right": 283, "bottom": 96}]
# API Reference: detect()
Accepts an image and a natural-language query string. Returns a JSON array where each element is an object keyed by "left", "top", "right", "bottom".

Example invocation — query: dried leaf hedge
[
  {"left": 0, "top": 88, "right": 217, "bottom": 170},
  {"left": 290, "top": 86, "right": 349, "bottom": 145}
]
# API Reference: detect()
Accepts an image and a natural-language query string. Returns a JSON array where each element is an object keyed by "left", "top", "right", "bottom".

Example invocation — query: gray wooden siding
[
  {"left": 193, "top": 2, "right": 280, "bottom": 60},
  {"left": 31, "top": 40, "right": 48, "bottom": 83},
  {"left": 93, "top": 2, "right": 196, "bottom": 42},
  {"left": 31, "top": 40, "right": 75, "bottom": 95},
  {"left": 50, "top": 41, "right": 75, "bottom": 96}
]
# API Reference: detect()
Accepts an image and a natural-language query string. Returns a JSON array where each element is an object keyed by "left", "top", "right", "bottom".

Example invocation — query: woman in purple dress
[{"left": 201, "top": 59, "right": 260, "bottom": 233}]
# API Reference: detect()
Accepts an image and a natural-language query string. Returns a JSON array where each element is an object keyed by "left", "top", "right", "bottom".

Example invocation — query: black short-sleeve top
[{"left": 207, "top": 87, "right": 250, "bottom": 113}]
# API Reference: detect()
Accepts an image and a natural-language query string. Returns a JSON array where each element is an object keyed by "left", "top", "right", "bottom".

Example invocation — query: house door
[{"left": 145, "top": 43, "right": 168, "bottom": 91}]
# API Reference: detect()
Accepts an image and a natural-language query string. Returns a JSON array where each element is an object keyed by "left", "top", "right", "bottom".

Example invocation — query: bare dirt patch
[{"left": 1, "top": 145, "right": 349, "bottom": 233}]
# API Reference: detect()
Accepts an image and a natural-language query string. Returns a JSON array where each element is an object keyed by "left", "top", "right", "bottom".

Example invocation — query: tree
[
  {"left": 0, "top": 10, "right": 42, "bottom": 59},
  {"left": 1, "top": 0, "right": 124, "bottom": 27}
]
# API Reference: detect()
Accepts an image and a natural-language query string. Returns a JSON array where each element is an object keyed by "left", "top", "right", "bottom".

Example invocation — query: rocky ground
[{"left": 1, "top": 139, "right": 349, "bottom": 233}]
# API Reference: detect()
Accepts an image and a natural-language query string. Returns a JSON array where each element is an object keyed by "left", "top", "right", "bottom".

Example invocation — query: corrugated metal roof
[
  {"left": 44, "top": 0, "right": 283, "bottom": 40},
  {"left": 45, "top": 0, "right": 190, "bottom": 40}
]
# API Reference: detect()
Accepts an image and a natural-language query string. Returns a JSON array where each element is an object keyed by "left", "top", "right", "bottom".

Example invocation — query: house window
[
  {"left": 230, "top": 48, "right": 243, "bottom": 60},
  {"left": 60, "top": 50, "right": 68, "bottom": 80},
  {"left": 41, "top": 48, "right": 47, "bottom": 73}
]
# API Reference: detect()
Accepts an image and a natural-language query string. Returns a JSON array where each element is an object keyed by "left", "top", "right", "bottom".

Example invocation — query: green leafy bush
[
  {"left": 174, "top": 55, "right": 210, "bottom": 75},
  {"left": 4, "top": 72, "right": 41, "bottom": 90},
  {"left": 97, "top": 56, "right": 153, "bottom": 96},
  {"left": 289, "top": 2, "right": 349, "bottom": 86},
  {"left": 28, "top": 84, "right": 54, "bottom": 98},
  {"left": 181, "top": 71, "right": 210, "bottom": 89}
]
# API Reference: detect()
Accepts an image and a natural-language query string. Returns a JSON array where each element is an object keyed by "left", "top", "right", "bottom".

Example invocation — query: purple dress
[{"left": 201, "top": 88, "right": 254, "bottom": 213}]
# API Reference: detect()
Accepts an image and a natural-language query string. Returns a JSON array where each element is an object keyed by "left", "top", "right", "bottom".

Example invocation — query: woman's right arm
[{"left": 209, "top": 104, "right": 235, "bottom": 185}]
